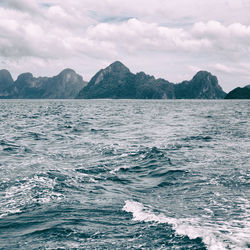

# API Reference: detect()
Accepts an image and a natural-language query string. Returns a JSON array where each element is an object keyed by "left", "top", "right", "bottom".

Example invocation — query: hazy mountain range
[
  {"left": 0, "top": 61, "right": 247, "bottom": 99},
  {"left": 0, "top": 68, "right": 87, "bottom": 99}
]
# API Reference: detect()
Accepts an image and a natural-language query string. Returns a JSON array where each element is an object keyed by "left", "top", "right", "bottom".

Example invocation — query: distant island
[
  {"left": 224, "top": 85, "right": 250, "bottom": 99},
  {"left": 1, "top": 60, "right": 246, "bottom": 99},
  {"left": 0, "top": 68, "right": 87, "bottom": 99},
  {"left": 77, "top": 61, "right": 226, "bottom": 99}
]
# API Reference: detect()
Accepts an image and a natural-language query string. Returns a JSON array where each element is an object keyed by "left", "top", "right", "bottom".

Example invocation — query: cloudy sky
[{"left": 0, "top": 0, "right": 250, "bottom": 92}]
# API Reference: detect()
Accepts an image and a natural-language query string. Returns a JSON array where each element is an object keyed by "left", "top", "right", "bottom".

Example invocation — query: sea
[{"left": 0, "top": 99, "right": 249, "bottom": 250}]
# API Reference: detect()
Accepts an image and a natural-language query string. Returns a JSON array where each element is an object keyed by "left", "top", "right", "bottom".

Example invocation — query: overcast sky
[{"left": 0, "top": 0, "right": 250, "bottom": 91}]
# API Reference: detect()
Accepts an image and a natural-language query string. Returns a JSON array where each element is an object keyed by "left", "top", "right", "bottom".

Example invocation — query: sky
[{"left": 0, "top": 0, "right": 250, "bottom": 92}]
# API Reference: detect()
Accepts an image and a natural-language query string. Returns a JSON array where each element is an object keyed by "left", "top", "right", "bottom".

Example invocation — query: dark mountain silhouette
[
  {"left": 0, "top": 69, "right": 14, "bottom": 98},
  {"left": 175, "top": 71, "right": 226, "bottom": 99},
  {"left": 77, "top": 61, "right": 226, "bottom": 99},
  {"left": 1, "top": 69, "right": 87, "bottom": 99},
  {"left": 225, "top": 85, "right": 250, "bottom": 99},
  {"left": 0, "top": 62, "right": 227, "bottom": 99}
]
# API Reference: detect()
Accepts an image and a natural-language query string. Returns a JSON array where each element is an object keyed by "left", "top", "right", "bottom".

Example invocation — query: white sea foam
[
  {"left": 123, "top": 200, "right": 250, "bottom": 250},
  {"left": 110, "top": 164, "right": 130, "bottom": 174},
  {"left": 0, "top": 175, "right": 64, "bottom": 218},
  {"left": 0, "top": 208, "right": 22, "bottom": 218}
]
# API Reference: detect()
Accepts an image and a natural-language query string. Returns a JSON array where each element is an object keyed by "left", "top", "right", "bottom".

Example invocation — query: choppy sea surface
[{"left": 0, "top": 99, "right": 249, "bottom": 250}]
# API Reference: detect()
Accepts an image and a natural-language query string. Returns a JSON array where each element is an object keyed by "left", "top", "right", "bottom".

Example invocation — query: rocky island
[
  {"left": 76, "top": 61, "right": 226, "bottom": 99},
  {"left": 0, "top": 69, "right": 87, "bottom": 99},
  {"left": 224, "top": 85, "right": 250, "bottom": 99},
  {"left": 0, "top": 61, "right": 227, "bottom": 99}
]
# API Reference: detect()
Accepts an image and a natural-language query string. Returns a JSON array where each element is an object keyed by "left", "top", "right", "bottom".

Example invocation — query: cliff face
[
  {"left": 77, "top": 62, "right": 226, "bottom": 99},
  {"left": 225, "top": 85, "right": 250, "bottom": 99},
  {"left": 175, "top": 71, "right": 226, "bottom": 99},
  {"left": 77, "top": 61, "right": 136, "bottom": 99},
  {"left": 41, "top": 69, "right": 87, "bottom": 99},
  {"left": 0, "top": 69, "right": 14, "bottom": 98},
  {"left": 9, "top": 69, "right": 87, "bottom": 99},
  {"left": 0, "top": 62, "right": 227, "bottom": 99},
  {"left": 77, "top": 61, "right": 176, "bottom": 99}
]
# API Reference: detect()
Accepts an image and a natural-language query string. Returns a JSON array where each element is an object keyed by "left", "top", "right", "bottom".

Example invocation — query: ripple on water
[{"left": 0, "top": 100, "right": 249, "bottom": 249}]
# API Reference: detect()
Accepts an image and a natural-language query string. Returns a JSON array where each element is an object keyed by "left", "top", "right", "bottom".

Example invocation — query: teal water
[{"left": 0, "top": 100, "right": 249, "bottom": 249}]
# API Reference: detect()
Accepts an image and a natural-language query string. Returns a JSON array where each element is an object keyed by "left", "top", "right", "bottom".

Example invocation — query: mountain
[
  {"left": 224, "top": 85, "right": 250, "bottom": 99},
  {"left": 9, "top": 69, "right": 87, "bottom": 99},
  {"left": 0, "top": 69, "right": 14, "bottom": 98},
  {"left": 77, "top": 61, "right": 135, "bottom": 99},
  {"left": 0, "top": 62, "right": 227, "bottom": 99},
  {"left": 76, "top": 61, "right": 176, "bottom": 99},
  {"left": 175, "top": 71, "right": 226, "bottom": 99},
  {"left": 133, "top": 72, "right": 175, "bottom": 99},
  {"left": 77, "top": 61, "right": 226, "bottom": 99}
]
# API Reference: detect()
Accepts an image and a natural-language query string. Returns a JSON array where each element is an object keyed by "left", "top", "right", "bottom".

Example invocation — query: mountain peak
[
  {"left": 87, "top": 61, "right": 130, "bottom": 86},
  {"left": 174, "top": 70, "right": 225, "bottom": 99},
  {"left": 191, "top": 71, "right": 218, "bottom": 87},
  {"left": 0, "top": 69, "right": 12, "bottom": 76},
  {"left": 192, "top": 70, "right": 213, "bottom": 80},
  {"left": 56, "top": 68, "right": 84, "bottom": 85},
  {"left": 0, "top": 69, "right": 14, "bottom": 92},
  {"left": 59, "top": 68, "right": 76, "bottom": 76},
  {"left": 0, "top": 69, "right": 13, "bottom": 83},
  {"left": 17, "top": 73, "right": 33, "bottom": 81},
  {"left": 110, "top": 61, "right": 127, "bottom": 67},
  {"left": 105, "top": 61, "right": 130, "bottom": 73}
]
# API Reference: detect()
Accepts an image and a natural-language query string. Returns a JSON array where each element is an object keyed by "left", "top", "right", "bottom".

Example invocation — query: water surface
[{"left": 0, "top": 100, "right": 249, "bottom": 249}]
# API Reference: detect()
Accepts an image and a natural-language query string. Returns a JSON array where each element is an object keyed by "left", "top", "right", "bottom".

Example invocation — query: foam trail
[{"left": 123, "top": 200, "right": 229, "bottom": 250}]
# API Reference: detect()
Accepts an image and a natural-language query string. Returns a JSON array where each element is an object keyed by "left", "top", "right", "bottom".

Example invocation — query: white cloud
[
  {"left": 86, "top": 18, "right": 250, "bottom": 58},
  {"left": 212, "top": 63, "right": 235, "bottom": 74},
  {"left": 41, "top": 0, "right": 250, "bottom": 25},
  {"left": 211, "top": 63, "right": 250, "bottom": 76},
  {"left": 87, "top": 18, "right": 213, "bottom": 53}
]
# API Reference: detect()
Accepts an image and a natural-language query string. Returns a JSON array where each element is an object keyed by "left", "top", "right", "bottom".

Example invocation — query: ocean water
[{"left": 0, "top": 99, "right": 249, "bottom": 250}]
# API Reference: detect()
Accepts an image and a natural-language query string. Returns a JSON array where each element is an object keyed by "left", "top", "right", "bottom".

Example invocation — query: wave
[
  {"left": 148, "top": 168, "right": 187, "bottom": 178},
  {"left": 183, "top": 135, "right": 213, "bottom": 142},
  {"left": 123, "top": 200, "right": 249, "bottom": 250},
  {"left": 0, "top": 175, "right": 64, "bottom": 218},
  {"left": 134, "top": 146, "right": 171, "bottom": 163},
  {"left": 108, "top": 146, "right": 174, "bottom": 181},
  {"left": 0, "top": 139, "right": 32, "bottom": 154}
]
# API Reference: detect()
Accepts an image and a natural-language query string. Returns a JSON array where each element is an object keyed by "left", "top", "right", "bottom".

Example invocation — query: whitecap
[
  {"left": 0, "top": 175, "right": 64, "bottom": 218},
  {"left": 123, "top": 200, "right": 250, "bottom": 250}
]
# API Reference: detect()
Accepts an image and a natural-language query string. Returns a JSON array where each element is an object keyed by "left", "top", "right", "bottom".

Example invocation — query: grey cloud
[
  {"left": 5, "top": 0, "right": 41, "bottom": 14},
  {"left": 0, "top": 0, "right": 250, "bottom": 92}
]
